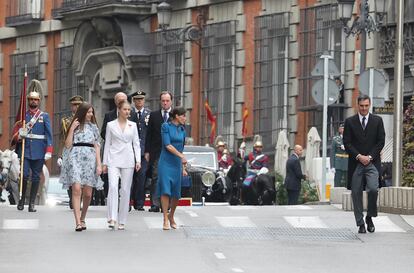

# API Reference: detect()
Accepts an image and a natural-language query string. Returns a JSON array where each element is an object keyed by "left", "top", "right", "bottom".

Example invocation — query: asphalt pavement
[{"left": 1, "top": 203, "right": 414, "bottom": 273}]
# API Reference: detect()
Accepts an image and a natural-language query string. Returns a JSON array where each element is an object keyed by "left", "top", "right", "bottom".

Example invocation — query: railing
[
  {"left": 53, "top": 0, "right": 148, "bottom": 16},
  {"left": 6, "top": 0, "right": 44, "bottom": 27}
]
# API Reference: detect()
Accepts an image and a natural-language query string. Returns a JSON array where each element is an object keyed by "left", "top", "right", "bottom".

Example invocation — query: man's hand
[
  {"left": 102, "top": 165, "right": 108, "bottom": 174},
  {"left": 358, "top": 155, "right": 371, "bottom": 166},
  {"left": 57, "top": 157, "right": 63, "bottom": 167},
  {"left": 144, "top": 153, "right": 150, "bottom": 162},
  {"left": 44, "top": 152, "right": 52, "bottom": 161}
]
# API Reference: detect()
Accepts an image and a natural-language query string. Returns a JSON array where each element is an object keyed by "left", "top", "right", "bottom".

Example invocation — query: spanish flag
[
  {"left": 242, "top": 107, "right": 249, "bottom": 138},
  {"left": 204, "top": 100, "right": 217, "bottom": 144}
]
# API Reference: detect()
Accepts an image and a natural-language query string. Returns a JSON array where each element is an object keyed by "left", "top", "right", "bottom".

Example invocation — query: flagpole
[{"left": 19, "top": 66, "right": 28, "bottom": 198}]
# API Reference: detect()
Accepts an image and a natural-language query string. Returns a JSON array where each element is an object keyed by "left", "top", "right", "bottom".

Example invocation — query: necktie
[
  {"left": 362, "top": 116, "right": 366, "bottom": 130},
  {"left": 138, "top": 110, "right": 142, "bottom": 120},
  {"left": 163, "top": 111, "right": 168, "bottom": 123}
]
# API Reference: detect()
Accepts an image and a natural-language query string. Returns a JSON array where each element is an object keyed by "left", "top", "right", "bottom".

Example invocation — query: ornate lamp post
[
  {"left": 156, "top": 1, "right": 205, "bottom": 43},
  {"left": 337, "top": 0, "right": 386, "bottom": 73}
]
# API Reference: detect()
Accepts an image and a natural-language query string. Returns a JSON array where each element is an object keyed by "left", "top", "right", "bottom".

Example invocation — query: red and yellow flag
[
  {"left": 11, "top": 71, "right": 28, "bottom": 147},
  {"left": 204, "top": 100, "right": 217, "bottom": 144},
  {"left": 242, "top": 107, "right": 249, "bottom": 139}
]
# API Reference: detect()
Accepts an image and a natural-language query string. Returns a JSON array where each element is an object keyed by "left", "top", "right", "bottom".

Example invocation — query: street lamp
[
  {"left": 337, "top": 0, "right": 386, "bottom": 37},
  {"left": 156, "top": 1, "right": 205, "bottom": 43}
]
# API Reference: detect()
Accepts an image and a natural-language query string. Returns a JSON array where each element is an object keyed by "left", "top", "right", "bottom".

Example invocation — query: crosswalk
[{"left": 1, "top": 206, "right": 412, "bottom": 233}]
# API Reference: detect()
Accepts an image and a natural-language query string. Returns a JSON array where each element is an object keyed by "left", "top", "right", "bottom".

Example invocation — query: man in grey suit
[
  {"left": 343, "top": 95, "right": 385, "bottom": 234},
  {"left": 284, "top": 145, "right": 306, "bottom": 205},
  {"left": 130, "top": 91, "right": 151, "bottom": 211}
]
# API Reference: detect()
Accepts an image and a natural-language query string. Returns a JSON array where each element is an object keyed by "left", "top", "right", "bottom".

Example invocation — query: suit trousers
[
  {"left": 351, "top": 163, "right": 379, "bottom": 226},
  {"left": 287, "top": 189, "right": 300, "bottom": 205},
  {"left": 107, "top": 167, "right": 134, "bottom": 225},
  {"left": 149, "top": 158, "right": 160, "bottom": 207},
  {"left": 131, "top": 156, "right": 148, "bottom": 207}
]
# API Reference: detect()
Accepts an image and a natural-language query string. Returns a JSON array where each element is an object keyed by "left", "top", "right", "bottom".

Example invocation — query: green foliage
[
  {"left": 273, "top": 171, "right": 319, "bottom": 205},
  {"left": 403, "top": 97, "right": 414, "bottom": 187}
]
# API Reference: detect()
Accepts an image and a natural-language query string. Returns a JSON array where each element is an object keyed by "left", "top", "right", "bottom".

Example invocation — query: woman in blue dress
[{"left": 157, "top": 107, "right": 187, "bottom": 230}]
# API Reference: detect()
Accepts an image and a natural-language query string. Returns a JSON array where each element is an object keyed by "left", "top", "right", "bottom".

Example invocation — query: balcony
[
  {"left": 52, "top": 0, "right": 152, "bottom": 20},
  {"left": 6, "top": 0, "right": 44, "bottom": 27}
]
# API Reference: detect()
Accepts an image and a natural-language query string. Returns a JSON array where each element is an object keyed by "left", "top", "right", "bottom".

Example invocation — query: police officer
[
  {"left": 58, "top": 95, "right": 84, "bottom": 209},
  {"left": 330, "top": 122, "right": 348, "bottom": 187},
  {"left": 130, "top": 91, "right": 151, "bottom": 211},
  {"left": 14, "top": 88, "right": 53, "bottom": 212}
]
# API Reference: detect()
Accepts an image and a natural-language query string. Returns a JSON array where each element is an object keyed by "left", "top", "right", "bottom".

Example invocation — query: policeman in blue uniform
[
  {"left": 330, "top": 122, "right": 348, "bottom": 187},
  {"left": 14, "top": 89, "right": 53, "bottom": 212},
  {"left": 130, "top": 90, "right": 151, "bottom": 211}
]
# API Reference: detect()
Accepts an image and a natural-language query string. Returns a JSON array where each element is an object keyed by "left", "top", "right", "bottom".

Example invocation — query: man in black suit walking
[
  {"left": 343, "top": 94, "right": 385, "bottom": 234},
  {"left": 284, "top": 145, "right": 306, "bottom": 205},
  {"left": 145, "top": 91, "right": 173, "bottom": 212}
]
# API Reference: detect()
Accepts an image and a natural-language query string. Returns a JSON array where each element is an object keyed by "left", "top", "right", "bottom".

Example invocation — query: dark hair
[
  {"left": 67, "top": 102, "right": 97, "bottom": 133},
  {"left": 159, "top": 91, "right": 173, "bottom": 101},
  {"left": 170, "top": 107, "right": 186, "bottom": 119},
  {"left": 357, "top": 94, "right": 371, "bottom": 103}
]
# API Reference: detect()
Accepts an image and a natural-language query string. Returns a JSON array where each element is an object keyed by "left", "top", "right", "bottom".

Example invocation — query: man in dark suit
[
  {"left": 343, "top": 94, "right": 385, "bottom": 234},
  {"left": 145, "top": 91, "right": 173, "bottom": 212},
  {"left": 100, "top": 92, "right": 138, "bottom": 203},
  {"left": 284, "top": 145, "right": 306, "bottom": 205},
  {"left": 129, "top": 91, "right": 151, "bottom": 211}
]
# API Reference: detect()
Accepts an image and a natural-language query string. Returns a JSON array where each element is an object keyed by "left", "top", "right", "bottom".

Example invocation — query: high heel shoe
[
  {"left": 80, "top": 220, "right": 87, "bottom": 230},
  {"left": 75, "top": 224, "right": 83, "bottom": 232},
  {"left": 108, "top": 220, "right": 115, "bottom": 229},
  {"left": 168, "top": 215, "right": 177, "bottom": 229},
  {"left": 118, "top": 224, "right": 125, "bottom": 230}
]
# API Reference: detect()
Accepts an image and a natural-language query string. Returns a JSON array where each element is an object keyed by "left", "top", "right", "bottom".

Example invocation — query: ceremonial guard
[
  {"left": 243, "top": 139, "right": 269, "bottom": 187},
  {"left": 330, "top": 123, "right": 348, "bottom": 187},
  {"left": 58, "top": 95, "right": 84, "bottom": 208},
  {"left": 13, "top": 81, "right": 53, "bottom": 212},
  {"left": 130, "top": 91, "right": 151, "bottom": 211}
]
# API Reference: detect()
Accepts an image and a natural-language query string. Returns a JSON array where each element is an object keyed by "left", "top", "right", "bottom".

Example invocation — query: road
[{"left": 1, "top": 204, "right": 414, "bottom": 273}]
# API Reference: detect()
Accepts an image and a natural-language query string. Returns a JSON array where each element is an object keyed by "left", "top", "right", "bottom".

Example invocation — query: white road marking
[
  {"left": 285, "top": 205, "right": 313, "bottom": 210},
  {"left": 184, "top": 210, "right": 199, "bottom": 217},
  {"left": 3, "top": 219, "right": 39, "bottom": 229},
  {"left": 143, "top": 217, "right": 183, "bottom": 229},
  {"left": 331, "top": 204, "right": 343, "bottom": 210},
  {"left": 401, "top": 215, "right": 414, "bottom": 228},
  {"left": 83, "top": 218, "right": 108, "bottom": 229},
  {"left": 284, "top": 216, "right": 328, "bottom": 229},
  {"left": 374, "top": 216, "right": 406, "bottom": 233},
  {"left": 231, "top": 268, "right": 244, "bottom": 272},
  {"left": 216, "top": 216, "right": 256, "bottom": 228},
  {"left": 229, "top": 206, "right": 257, "bottom": 210},
  {"left": 214, "top": 252, "right": 226, "bottom": 259}
]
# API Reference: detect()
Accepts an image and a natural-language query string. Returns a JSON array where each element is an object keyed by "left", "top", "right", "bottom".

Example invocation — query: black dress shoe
[
  {"left": 136, "top": 206, "right": 145, "bottom": 211},
  {"left": 17, "top": 200, "right": 24, "bottom": 211},
  {"left": 366, "top": 216, "right": 375, "bottom": 233},
  {"left": 358, "top": 224, "right": 366, "bottom": 234},
  {"left": 149, "top": 206, "right": 160, "bottom": 212},
  {"left": 28, "top": 204, "right": 37, "bottom": 212}
]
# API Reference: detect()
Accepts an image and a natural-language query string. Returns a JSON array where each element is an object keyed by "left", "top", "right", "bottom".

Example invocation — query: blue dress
[{"left": 157, "top": 122, "right": 186, "bottom": 199}]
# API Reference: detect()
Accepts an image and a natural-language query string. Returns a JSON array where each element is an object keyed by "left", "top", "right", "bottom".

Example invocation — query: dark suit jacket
[
  {"left": 145, "top": 109, "right": 169, "bottom": 163},
  {"left": 132, "top": 107, "right": 150, "bottom": 156},
  {"left": 284, "top": 154, "right": 305, "bottom": 191},
  {"left": 343, "top": 114, "right": 385, "bottom": 190}
]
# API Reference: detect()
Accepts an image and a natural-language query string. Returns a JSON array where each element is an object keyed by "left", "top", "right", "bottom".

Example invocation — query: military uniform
[
  {"left": 330, "top": 133, "right": 348, "bottom": 187},
  {"left": 14, "top": 90, "right": 53, "bottom": 212},
  {"left": 130, "top": 91, "right": 151, "bottom": 210}
]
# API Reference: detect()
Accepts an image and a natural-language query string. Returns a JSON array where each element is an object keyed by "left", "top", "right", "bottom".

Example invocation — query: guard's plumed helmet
[
  {"left": 26, "top": 79, "right": 43, "bottom": 100},
  {"left": 254, "top": 141, "right": 263, "bottom": 148},
  {"left": 216, "top": 141, "right": 225, "bottom": 147}
]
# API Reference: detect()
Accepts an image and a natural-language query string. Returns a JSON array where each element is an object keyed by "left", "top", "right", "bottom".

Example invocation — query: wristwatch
[{"left": 368, "top": 155, "right": 373, "bottom": 161}]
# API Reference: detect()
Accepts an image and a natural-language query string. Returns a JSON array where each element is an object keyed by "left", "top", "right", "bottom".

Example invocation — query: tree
[{"left": 403, "top": 97, "right": 414, "bottom": 187}]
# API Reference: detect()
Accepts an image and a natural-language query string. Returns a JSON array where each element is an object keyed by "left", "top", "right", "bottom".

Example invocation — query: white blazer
[{"left": 103, "top": 119, "right": 140, "bottom": 168}]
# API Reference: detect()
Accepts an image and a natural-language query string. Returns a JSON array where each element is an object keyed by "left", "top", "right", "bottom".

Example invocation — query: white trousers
[{"left": 107, "top": 167, "right": 134, "bottom": 225}]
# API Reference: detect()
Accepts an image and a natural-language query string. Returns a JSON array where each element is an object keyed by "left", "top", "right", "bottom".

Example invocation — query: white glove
[
  {"left": 44, "top": 152, "right": 52, "bottom": 161},
  {"left": 57, "top": 157, "right": 63, "bottom": 167},
  {"left": 257, "top": 167, "right": 269, "bottom": 175},
  {"left": 331, "top": 168, "right": 336, "bottom": 174},
  {"left": 239, "top": 141, "right": 246, "bottom": 149}
]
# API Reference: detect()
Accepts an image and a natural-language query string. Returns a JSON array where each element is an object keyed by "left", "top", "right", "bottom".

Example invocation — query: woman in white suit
[{"left": 103, "top": 100, "right": 141, "bottom": 230}]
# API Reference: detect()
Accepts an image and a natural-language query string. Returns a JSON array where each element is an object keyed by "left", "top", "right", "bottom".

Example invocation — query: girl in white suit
[{"left": 103, "top": 100, "right": 141, "bottom": 230}]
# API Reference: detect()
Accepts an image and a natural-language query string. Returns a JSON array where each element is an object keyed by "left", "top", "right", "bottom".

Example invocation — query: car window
[{"left": 184, "top": 152, "right": 217, "bottom": 169}]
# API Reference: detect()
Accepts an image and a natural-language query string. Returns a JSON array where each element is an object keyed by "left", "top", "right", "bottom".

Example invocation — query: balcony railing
[
  {"left": 52, "top": 0, "right": 149, "bottom": 18},
  {"left": 6, "top": 0, "right": 44, "bottom": 27}
]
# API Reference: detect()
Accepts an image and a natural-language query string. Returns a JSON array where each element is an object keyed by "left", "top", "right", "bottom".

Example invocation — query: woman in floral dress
[{"left": 60, "top": 102, "right": 103, "bottom": 231}]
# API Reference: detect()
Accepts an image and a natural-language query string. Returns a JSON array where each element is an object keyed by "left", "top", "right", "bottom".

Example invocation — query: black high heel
[{"left": 75, "top": 224, "right": 83, "bottom": 232}]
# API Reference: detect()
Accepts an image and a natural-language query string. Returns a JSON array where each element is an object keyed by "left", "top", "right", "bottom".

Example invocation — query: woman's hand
[
  {"left": 135, "top": 163, "right": 141, "bottom": 172},
  {"left": 96, "top": 164, "right": 102, "bottom": 176},
  {"left": 181, "top": 156, "right": 187, "bottom": 165},
  {"left": 70, "top": 118, "right": 80, "bottom": 131},
  {"left": 182, "top": 169, "right": 188, "bottom": 177},
  {"left": 102, "top": 165, "right": 108, "bottom": 174}
]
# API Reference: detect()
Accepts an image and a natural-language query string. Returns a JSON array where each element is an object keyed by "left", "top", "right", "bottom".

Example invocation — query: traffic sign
[
  {"left": 311, "top": 59, "right": 341, "bottom": 77},
  {"left": 359, "top": 68, "right": 387, "bottom": 97},
  {"left": 311, "top": 79, "right": 339, "bottom": 106}
]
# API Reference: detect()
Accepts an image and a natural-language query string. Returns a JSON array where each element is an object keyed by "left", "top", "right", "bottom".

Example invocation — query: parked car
[
  {"left": 183, "top": 145, "right": 233, "bottom": 203},
  {"left": 45, "top": 176, "right": 69, "bottom": 206}
]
